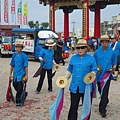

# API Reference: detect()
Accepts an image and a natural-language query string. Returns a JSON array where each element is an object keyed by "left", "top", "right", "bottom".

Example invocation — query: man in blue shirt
[
  {"left": 36, "top": 39, "right": 56, "bottom": 93},
  {"left": 94, "top": 35, "right": 117, "bottom": 117},
  {"left": 65, "top": 39, "right": 97, "bottom": 120},
  {"left": 9, "top": 43, "right": 28, "bottom": 106}
]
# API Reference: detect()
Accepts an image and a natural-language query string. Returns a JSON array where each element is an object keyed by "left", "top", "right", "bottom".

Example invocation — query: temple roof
[{"left": 38, "top": 0, "right": 120, "bottom": 10}]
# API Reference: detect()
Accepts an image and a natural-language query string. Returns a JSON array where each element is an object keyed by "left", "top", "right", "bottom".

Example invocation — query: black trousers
[
  {"left": 97, "top": 80, "right": 111, "bottom": 114},
  {"left": 68, "top": 88, "right": 92, "bottom": 120},
  {"left": 115, "top": 62, "right": 119, "bottom": 71},
  {"left": 36, "top": 68, "right": 52, "bottom": 92},
  {"left": 56, "top": 51, "right": 65, "bottom": 64},
  {"left": 13, "top": 81, "right": 23, "bottom": 103}
]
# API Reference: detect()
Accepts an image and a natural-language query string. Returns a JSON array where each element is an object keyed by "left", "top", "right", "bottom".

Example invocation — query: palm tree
[
  {"left": 28, "top": 21, "right": 34, "bottom": 28},
  {"left": 40, "top": 22, "right": 49, "bottom": 29},
  {"left": 34, "top": 21, "right": 39, "bottom": 28}
]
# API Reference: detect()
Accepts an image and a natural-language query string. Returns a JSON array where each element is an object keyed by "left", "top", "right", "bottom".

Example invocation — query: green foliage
[
  {"left": 28, "top": 21, "right": 49, "bottom": 29},
  {"left": 40, "top": 22, "right": 49, "bottom": 29},
  {"left": 34, "top": 21, "right": 39, "bottom": 28},
  {"left": 28, "top": 21, "right": 34, "bottom": 28},
  {"left": 75, "top": 38, "right": 79, "bottom": 43}
]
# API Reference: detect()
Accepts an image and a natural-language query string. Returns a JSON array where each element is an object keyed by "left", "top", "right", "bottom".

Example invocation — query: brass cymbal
[
  {"left": 56, "top": 76, "right": 67, "bottom": 88},
  {"left": 97, "top": 65, "right": 101, "bottom": 74},
  {"left": 53, "top": 64, "right": 60, "bottom": 72},
  {"left": 22, "top": 76, "right": 26, "bottom": 84},
  {"left": 84, "top": 72, "right": 96, "bottom": 84}
]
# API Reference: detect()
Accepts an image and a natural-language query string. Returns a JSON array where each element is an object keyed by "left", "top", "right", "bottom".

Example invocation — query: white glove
[
  {"left": 39, "top": 57, "right": 46, "bottom": 62},
  {"left": 52, "top": 60, "right": 56, "bottom": 65}
]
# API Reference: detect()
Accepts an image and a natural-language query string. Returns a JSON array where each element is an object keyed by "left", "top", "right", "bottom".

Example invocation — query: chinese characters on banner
[
  {"left": 23, "top": 2, "right": 28, "bottom": 25},
  {"left": 11, "top": 0, "right": 15, "bottom": 23},
  {"left": 4, "top": 0, "right": 8, "bottom": 23},
  {"left": 17, "top": 0, "right": 22, "bottom": 24}
]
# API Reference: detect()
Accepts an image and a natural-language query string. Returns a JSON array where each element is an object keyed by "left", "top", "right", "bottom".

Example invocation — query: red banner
[
  {"left": 4, "top": 0, "right": 8, "bottom": 23},
  {"left": 18, "top": 15, "right": 22, "bottom": 24},
  {"left": 11, "top": 0, "right": 15, "bottom": 14},
  {"left": 11, "top": 0, "right": 15, "bottom": 23}
]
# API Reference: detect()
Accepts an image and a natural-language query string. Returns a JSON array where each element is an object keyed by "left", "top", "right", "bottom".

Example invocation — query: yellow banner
[{"left": 23, "top": 2, "right": 28, "bottom": 17}]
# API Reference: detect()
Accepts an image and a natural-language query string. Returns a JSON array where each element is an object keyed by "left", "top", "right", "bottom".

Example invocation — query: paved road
[{"left": 0, "top": 55, "right": 120, "bottom": 120}]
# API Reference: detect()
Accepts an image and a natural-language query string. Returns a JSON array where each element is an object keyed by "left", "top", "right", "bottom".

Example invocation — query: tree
[
  {"left": 28, "top": 21, "right": 49, "bottom": 29},
  {"left": 28, "top": 21, "right": 34, "bottom": 28},
  {"left": 40, "top": 22, "right": 49, "bottom": 29},
  {"left": 34, "top": 21, "right": 39, "bottom": 28}
]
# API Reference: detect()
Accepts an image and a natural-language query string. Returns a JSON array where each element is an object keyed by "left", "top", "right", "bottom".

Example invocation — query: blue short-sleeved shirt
[
  {"left": 39, "top": 48, "right": 54, "bottom": 69},
  {"left": 94, "top": 46, "right": 117, "bottom": 82},
  {"left": 10, "top": 52, "right": 28, "bottom": 82},
  {"left": 109, "top": 42, "right": 120, "bottom": 57},
  {"left": 67, "top": 54, "right": 98, "bottom": 93}
]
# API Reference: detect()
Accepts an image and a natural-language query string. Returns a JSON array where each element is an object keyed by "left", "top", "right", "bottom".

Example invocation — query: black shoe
[
  {"left": 16, "top": 103, "right": 22, "bottom": 107},
  {"left": 35, "top": 90, "right": 40, "bottom": 94},
  {"left": 114, "top": 76, "right": 118, "bottom": 81},
  {"left": 100, "top": 112, "right": 107, "bottom": 118},
  {"left": 63, "top": 62, "right": 65, "bottom": 66}
]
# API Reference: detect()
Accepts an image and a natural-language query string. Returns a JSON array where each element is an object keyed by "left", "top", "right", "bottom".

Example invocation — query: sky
[{"left": 1, "top": 0, "right": 120, "bottom": 33}]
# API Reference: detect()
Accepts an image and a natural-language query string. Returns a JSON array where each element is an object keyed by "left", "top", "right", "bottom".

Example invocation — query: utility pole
[{"left": 71, "top": 20, "right": 76, "bottom": 36}]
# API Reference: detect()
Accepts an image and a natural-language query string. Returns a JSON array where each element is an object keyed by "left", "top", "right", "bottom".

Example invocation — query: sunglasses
[{"left": 76, "top": 46, "right": 87, "bottom": 50}]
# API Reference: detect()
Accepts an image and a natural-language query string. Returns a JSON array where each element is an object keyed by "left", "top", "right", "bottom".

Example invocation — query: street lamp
[{"left": 71, "top": 20, "right": 76, "bottom": 36}]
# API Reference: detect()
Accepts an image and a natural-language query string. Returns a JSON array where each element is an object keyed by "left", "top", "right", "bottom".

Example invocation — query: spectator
[
  {"left": 56, "top": 36, "right": 65, "bottom": 66},
  {"left": 109, "top": 35, "right": 120, "bottom": 80}
]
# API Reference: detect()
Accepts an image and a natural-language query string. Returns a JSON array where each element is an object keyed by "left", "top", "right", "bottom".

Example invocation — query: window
[
  {"left": 2, "top": 37, "right": 12, "bottom": 43},
  {"left": 39, "top": 39, "right": 46, "bottom": 45}
]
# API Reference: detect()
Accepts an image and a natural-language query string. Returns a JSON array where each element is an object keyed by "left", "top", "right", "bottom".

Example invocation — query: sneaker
[
  {"left": 16, "top": 103, "right": 22, "bottom": 107},
  {"left": 35, "top": 90, "right": 40, "bottom": 94}
]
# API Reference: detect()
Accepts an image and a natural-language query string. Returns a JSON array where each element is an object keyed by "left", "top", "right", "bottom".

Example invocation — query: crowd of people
[{"left": 8, "top": 34, "right": 120, "bottom": 119}]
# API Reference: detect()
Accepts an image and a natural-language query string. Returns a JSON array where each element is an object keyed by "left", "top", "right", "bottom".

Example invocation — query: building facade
[{"left": 101, "top": 14, "right": 120, "bottom": 35}]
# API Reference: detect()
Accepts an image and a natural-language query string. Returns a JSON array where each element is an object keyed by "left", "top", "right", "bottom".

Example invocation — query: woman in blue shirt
[
  {"left": 9, "top": 43, "right": 28, "bottom": 107},
  {"left": 65, "top": 39, "right": 97, "bottom": 120},
  {"left": 36, "top": 39, "right": 56, "bottom": 93}
]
